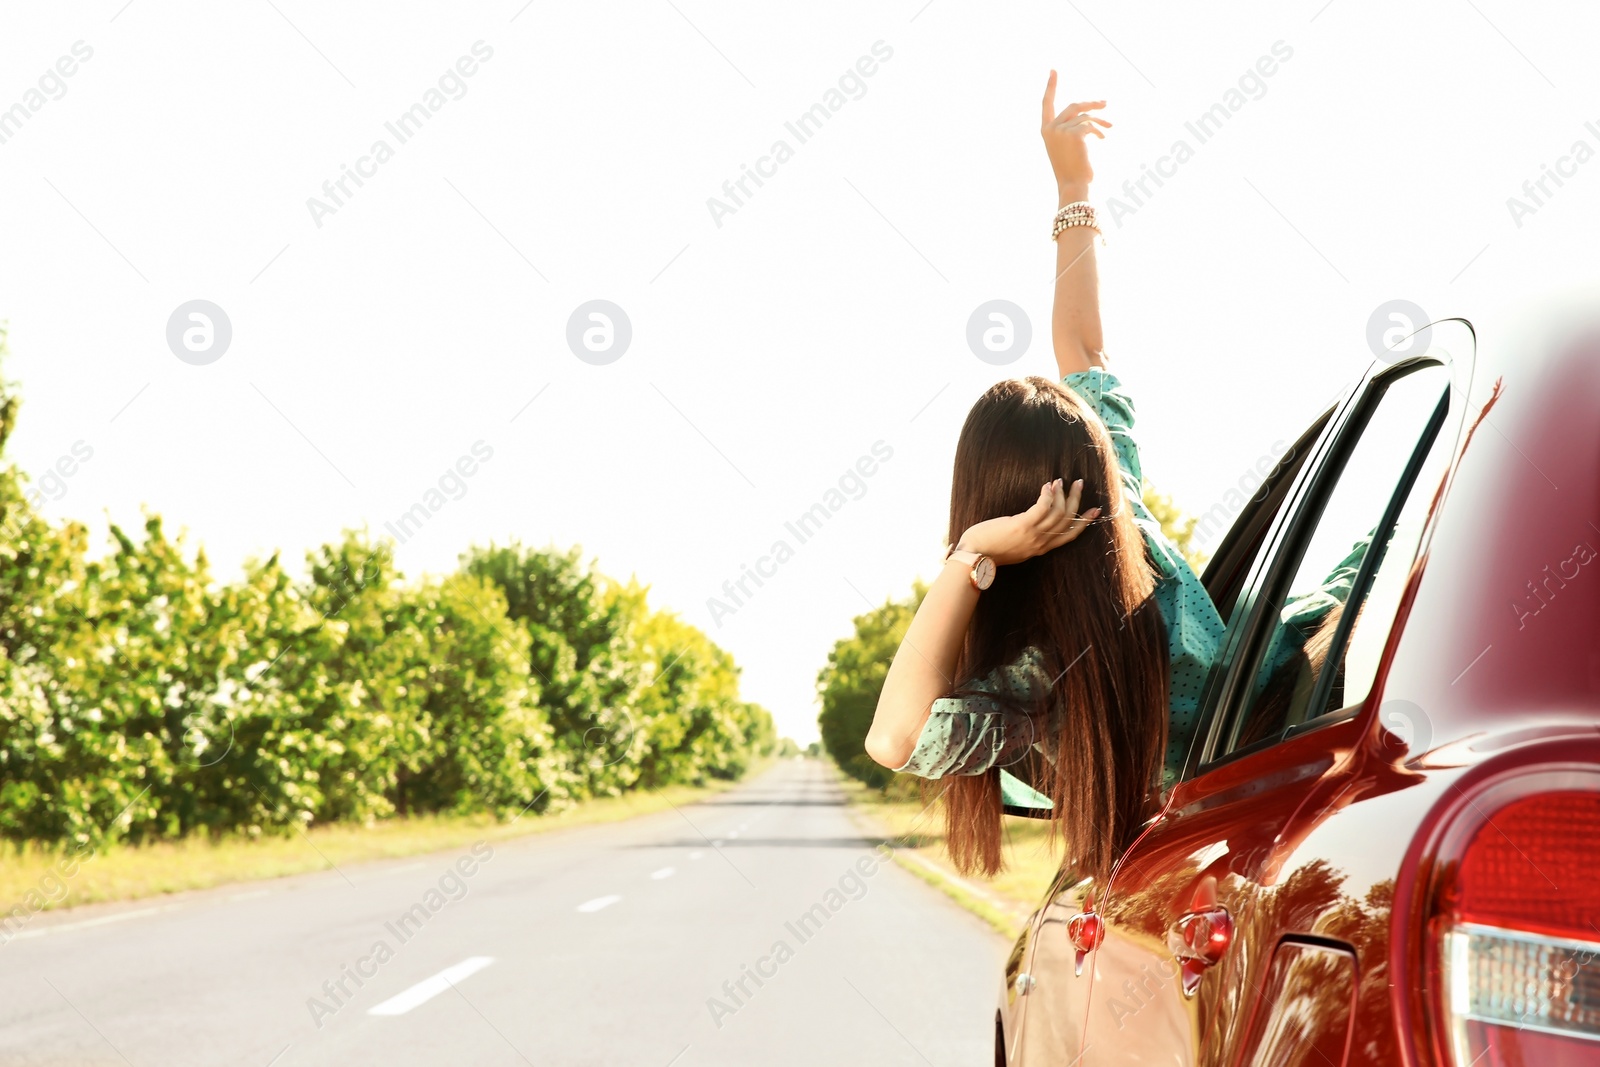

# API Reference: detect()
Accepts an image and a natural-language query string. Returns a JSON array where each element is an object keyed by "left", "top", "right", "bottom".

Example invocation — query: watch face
[{"left": 973, "top": 556, "right": 996, "bottom": 590}]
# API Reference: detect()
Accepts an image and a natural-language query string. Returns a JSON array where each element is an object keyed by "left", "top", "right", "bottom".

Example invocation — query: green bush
[{"left": 0, "top": 329, "right": 774, "bottom": 846}]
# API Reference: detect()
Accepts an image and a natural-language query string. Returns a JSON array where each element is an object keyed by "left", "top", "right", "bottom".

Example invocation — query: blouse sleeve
[
  {"left": 1062, "top": 368, "right": 1188, "bottom": 581},
  {"left": 1280, "top": 529, "right": 1377, "bottom": 627},
  {"left": 1258, "top": 528, "right": 1380, "bottom": 680},
  {"left": 895, "top": 649, "right": 1047, "bottom": 779},
  {"left": 1062, "top": 367, "right": 1145, "bottom": 507}
]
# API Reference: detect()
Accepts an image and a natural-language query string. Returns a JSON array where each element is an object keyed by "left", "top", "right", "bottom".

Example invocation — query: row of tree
[{"left": 0, "top": 333, "right": 775, "bottom": 846}]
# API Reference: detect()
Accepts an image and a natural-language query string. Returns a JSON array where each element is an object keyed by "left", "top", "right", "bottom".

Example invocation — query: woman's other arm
[
  {"left": 865, "top": 478, "right": 1098, "bottom": 769},
  {"left": 862, "top": 556, "right": 981, "bottom": 770},
  {"left": 1042, "top": 71, "right": 1110, "bottom": 378}
]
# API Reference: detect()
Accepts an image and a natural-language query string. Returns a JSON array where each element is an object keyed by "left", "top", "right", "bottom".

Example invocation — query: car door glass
[{"left": 1226, "top": 361, "right": 1449, "bottom": 753}]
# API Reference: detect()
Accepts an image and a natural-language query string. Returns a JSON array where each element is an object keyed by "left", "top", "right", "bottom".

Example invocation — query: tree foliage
[
  {"left": 815, "top": 582, "right": 926, "bottom": 789},
  {"left": 1143, "top": 482, "right": 1207, "bottom": 572},
  {"left": 0, "top": 331, "right": 774, "bottom": 845}
]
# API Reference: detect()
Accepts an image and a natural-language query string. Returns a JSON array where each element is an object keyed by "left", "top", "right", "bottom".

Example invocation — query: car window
[{"left": 1221, "top": 360, "right": 1450, "bottom": 754}]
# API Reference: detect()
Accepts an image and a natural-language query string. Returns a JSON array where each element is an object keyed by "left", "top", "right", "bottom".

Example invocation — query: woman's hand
[
  {"left": 956, "top": 478, "right": 1101, "bottom": 566},
  {"left": 1041, "top": 70, "right": 1110, "bottom": 200}
]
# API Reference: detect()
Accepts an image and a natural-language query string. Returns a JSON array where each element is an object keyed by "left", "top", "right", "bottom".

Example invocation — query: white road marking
[
  {"left": 576, "top": 894, "right": 621, "bottom": 913},
  {"left": 368, "top": 956, "right": 495, "bottom": 1016},
  {"left": 688, "top": 851, "right": 704, "bottom": 860},
  {"left": 650, "top": 867, "right": 675, "bottom": 880},
  {"left": 727, "top": 830, "right": 740, "bottom": 839}
]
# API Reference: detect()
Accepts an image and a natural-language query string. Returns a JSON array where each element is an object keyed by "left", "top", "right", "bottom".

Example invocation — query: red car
[{"left": 996, "top": 314, "right": 1600, "bottom": 1066}]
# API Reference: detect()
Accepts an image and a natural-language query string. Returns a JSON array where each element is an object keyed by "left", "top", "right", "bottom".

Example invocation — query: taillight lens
[{"left": 1438, "top": 791, "right": 1600, "bottom": 1065}]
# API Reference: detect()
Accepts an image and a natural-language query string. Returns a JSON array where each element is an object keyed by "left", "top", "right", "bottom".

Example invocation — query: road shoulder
[{"left": 834, "top": 766, "right": 1057, "bottom": 938}]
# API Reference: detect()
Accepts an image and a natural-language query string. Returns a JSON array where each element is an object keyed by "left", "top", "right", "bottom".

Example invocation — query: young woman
[{"left": 863, "top": 73, "right": 1228, "bottom": 882}]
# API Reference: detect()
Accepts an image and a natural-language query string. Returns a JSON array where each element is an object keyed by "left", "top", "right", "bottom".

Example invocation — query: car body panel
[{"left": 1235, "top": 940, "right": 1358, "bottom": 1065}]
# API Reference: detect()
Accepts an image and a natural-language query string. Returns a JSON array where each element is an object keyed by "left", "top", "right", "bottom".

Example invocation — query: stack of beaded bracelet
[{"left": 1051, "top": 200, "right": 1100, "bottom": 241}]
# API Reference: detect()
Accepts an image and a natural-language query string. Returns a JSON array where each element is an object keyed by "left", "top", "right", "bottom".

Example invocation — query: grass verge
[
  {"left": 1, "top": 769, "right": 763, "bottom": 916},
  {"left": 835, "top": 767, "right": 1061, "bottom": 939}
]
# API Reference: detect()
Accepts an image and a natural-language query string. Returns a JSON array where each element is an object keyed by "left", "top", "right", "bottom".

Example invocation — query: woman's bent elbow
[{"left": 863, "top": 729, "right": 910, "bottom": 771}]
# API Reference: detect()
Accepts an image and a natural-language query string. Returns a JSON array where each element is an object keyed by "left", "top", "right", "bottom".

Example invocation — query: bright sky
[{"left": 2, "top": 1, "right": 1597, "bottom": 744}]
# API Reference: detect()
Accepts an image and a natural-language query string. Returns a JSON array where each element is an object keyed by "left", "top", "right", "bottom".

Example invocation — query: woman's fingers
[
  {"left": 1062, "top": 116, "right": 1107, "bottom": 139},
  {"left": 1054, "top": 100, "right": 1107, "bottom": 125},
  {"left": 1044, "top": 506, "right": 1101, "bottom": 550},
  {"left": 1041, "top": 70, "right": 1058, "bottom": 129},
  {"left": 1020, "top": 480, "right": 1064, "bottom": 547},
  {"left": 1045, "top": 478, "right": 1079, "bottom": 532},
  {"left": 1065, "top": 507, "right": 1103, "bottom": 543},
  {"left": 1022, "top": 479, "right": 1058, "bottom": 527},
  {"left": 1034, "top": 480, "right": 1085, "bottom": 547},
  {"left": 1049, "top": 479, "right": 1074, "bottom": 533},
  {"left": 1016, "top": 478, "right": 1107, "bottom": 553}
]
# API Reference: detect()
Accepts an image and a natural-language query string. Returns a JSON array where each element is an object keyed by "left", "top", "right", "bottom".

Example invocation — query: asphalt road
[{"left": 0, "top": 759, "right": 1009, "bottom": 1066}]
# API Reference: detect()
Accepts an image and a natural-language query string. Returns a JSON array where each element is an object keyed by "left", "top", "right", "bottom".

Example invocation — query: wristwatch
[{"left": 945, "top": 546, "right": 996, "bottom": 591}]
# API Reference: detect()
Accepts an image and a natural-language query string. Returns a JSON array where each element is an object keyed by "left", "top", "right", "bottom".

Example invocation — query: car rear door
[{"left": 1072, "top": 324, "right": 1475, "bottom": 1066}]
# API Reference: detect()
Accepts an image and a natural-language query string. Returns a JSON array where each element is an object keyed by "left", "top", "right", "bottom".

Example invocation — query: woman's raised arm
[
  {"left": 1041, "top": 71, "right": 1110, "bottom": 378},
  {"left": 864, "top": 73, "right": 1111, "bottom": 773}
]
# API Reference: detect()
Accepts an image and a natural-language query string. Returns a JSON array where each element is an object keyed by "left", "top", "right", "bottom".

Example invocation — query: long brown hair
[{"left": 940, "top": 376, "right": 1169, "bottom": 884}]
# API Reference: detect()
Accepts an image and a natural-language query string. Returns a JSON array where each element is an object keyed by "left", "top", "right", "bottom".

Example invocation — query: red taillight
[
  {"left": 1438, "top": 792, "right": 1600, "bottom": 1065},
  {"left": 1455, "top": 792, "right": 1600, "bottom": 940}
]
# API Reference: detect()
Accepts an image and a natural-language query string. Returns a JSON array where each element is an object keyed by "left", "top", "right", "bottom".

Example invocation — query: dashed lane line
[{"left": 367, "top": 957, "right": 496, "bottom": 1016}]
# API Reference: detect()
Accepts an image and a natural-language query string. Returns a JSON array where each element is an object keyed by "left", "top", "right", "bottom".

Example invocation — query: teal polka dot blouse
[{"left": 896, "top": 367, "right": 1225, "bottom": 794}]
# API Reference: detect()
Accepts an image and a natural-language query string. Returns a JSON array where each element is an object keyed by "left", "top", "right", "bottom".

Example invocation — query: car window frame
[
  {"left": 1165, "top": 393, "right": 1352, "bottom": 784},
  {"left": 1235, "top": 379, "right": 1449, "bottom": 753},
  {"left": 1283, "top": 387, "right": 1449, "bottom": 739},
  {"left": 1183, "top": 353, "right": 1458, "bottom": 778}
]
